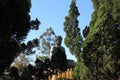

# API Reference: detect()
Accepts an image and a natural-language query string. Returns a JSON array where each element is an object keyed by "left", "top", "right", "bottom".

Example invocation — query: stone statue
[
  {"left": 49, "top": 35, "right": 67, "bottom": 70},
  {"left": 49, "top": 35, "right": 65, "bottom": 59}
]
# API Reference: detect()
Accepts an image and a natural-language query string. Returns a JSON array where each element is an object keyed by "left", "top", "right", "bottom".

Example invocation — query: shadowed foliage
[{"left": 0, "top": 0, "right": 40, "bottom": 76}]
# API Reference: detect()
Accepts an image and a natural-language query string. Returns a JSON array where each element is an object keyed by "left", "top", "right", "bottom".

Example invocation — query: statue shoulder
[
  {"left": 61, "top": 46, "right": 65, "bottom": 50},
  {"left": 50, "top": 45, "right": 57, "bottom": 51},
  {"left": 59, "top": 46, "right": 65, "bottom": 52},
  {"left": 50, "top": 45, "right": 65, "bottom": 53}
]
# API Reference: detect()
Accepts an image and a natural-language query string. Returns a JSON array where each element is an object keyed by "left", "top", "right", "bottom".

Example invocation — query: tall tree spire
[{"left": 63, "top": 0, "right": 82, "bottom": 58}]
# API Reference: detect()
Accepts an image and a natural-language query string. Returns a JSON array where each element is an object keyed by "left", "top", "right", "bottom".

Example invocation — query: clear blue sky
[{"left": 26, "top": 0, "right": 94, "bottom": 62}]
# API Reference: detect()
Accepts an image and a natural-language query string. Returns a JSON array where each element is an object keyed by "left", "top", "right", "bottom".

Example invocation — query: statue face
[
  {"left": 55, "top": 36, "right": 62, "bottom": 46},
  {"left": 56, "top": 39, "right": 62, "bottom": 46}
]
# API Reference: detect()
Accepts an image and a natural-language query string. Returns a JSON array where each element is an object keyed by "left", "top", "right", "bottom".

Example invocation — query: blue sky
[{"left": 26, "top": 0, "right": 94, "bottom": 62}]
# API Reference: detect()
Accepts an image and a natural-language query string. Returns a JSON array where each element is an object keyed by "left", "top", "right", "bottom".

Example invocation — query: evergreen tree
[
  {"left": 63, "top": 0, "right": 82, "bottom": 58},
  {"left": 64, "top": 1, "right": 83, "bottom": 79},
  {"left": 81, "top": 0, "right": 120, "bottom": 79},
  {"left": 0, "top": 0, "right": 40, "bottom": 76},
  {"left": 72, "top": 53, "right": 88, "bottom": 80}
]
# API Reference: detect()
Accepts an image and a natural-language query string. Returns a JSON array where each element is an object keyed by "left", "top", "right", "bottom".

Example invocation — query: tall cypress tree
[
  {"left": 82, "top": 0, "right": 120, "bottom": 79},
  {"left": 64, "top": 1, "right": 83, "bottom": 79},
  {"left": 64, "top": 0, "right": 82, "bottom": 59}
]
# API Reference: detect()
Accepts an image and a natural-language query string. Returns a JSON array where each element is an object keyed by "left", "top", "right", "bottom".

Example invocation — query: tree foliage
[
  {"left": 72, "top": 53, "right": 88, "bottom": 80},
  {"left": 83, "top": 26, "right": 89, "bottom": 38},
  {"left": 20, "top": 38, "right": 39, "bottom": 55},
  {"left": 63, "top": 0, "right": 84, "bottom": 79},
  {"left": 39, "top": 27, "right": 55, "bottom": 56},
  {"left": 0, "top": 0, "right": 40, "bottom": 76},
  {"left": 80, "top": 0, "right": 120, "bottom": 79},
  {"left": 63, "top": 0, "right": 82, "bottom": 58}
]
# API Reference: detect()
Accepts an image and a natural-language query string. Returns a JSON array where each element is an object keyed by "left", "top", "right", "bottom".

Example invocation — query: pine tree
[
  {"left": 0, "top": 0, "right": 40, "bottom": 75},
  {"left": 63, "top": 0, "right": 82, "bottom": 58},
  {"left": 82, "top": 0, "right": 120, "bottom": 79}
]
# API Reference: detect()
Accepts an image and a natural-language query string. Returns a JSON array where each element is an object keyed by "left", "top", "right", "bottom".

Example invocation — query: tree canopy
[{"left": 0, "top": 0, "right": 40, "bottom": 76}]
